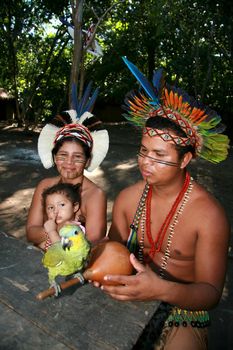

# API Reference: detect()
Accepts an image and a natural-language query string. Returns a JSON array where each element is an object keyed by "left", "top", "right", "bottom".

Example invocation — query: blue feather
[
  {"left": 126, "top": 227, "right": 138, "bottom": 254},
  {"left": 122, "top": 56, "right": 158, "bottom": 101},
  {"left": 77, "top": 82, "right": 93, "bottom": 116},
  {"left": 84, "top": 87, "right": 99, "bottom": 113},
  {"left": 71, "top": 82, "right": 99, "bottom": 118}
]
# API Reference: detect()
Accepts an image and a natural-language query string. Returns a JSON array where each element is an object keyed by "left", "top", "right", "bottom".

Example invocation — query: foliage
[{"left": 0, "top": 0, "right": 232, "bottom": 137}]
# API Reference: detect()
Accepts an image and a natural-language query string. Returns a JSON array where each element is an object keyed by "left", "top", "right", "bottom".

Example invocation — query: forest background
[{"left": 0, "top": 0, "right": 232, "bottom": 140}]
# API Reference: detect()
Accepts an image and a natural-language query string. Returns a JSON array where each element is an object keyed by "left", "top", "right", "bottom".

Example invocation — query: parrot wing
[
  {"left": 63, "top": 233, "right": 91, "bottom": 273},
  {"left": 42, "top": 233, "right": 91, "bottom": 286}
]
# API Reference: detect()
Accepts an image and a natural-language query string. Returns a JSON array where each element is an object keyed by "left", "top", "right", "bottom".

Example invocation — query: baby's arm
[{"left": 44, "top": 219, "right": 60, "bottom": 244}]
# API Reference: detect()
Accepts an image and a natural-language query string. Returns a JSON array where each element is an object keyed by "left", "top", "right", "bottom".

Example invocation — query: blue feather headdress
[{"left": 122, "top": 56, "right": 229, "bottom": 163}]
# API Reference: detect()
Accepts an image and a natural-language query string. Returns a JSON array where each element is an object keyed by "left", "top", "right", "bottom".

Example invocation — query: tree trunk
[{"left": 69, "top": 0, "right": 84, "bottom": 108}]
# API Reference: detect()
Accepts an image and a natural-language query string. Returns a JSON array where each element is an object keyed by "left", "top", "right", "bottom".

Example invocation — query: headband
[{"left": 54, "top": 123, "right": 93, "bottom": 149}]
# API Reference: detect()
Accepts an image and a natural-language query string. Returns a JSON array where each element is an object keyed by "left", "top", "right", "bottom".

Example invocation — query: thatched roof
[{"left": 0, "top": 88, "right": 14, "bottom": 100}]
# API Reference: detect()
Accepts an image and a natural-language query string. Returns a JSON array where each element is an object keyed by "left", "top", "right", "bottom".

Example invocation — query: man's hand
[{"left": 100, "top": 254, "right": 161, "bottom": 301}]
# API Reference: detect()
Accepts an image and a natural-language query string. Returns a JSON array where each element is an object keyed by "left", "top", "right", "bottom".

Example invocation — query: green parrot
[{"left": 42, "top": 228, "right": 91, "bottom": 296}]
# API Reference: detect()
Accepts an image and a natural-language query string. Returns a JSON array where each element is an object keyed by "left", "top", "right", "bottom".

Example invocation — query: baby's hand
[{"left": 44, "top": 219, "right": 57, "bottom": 235}]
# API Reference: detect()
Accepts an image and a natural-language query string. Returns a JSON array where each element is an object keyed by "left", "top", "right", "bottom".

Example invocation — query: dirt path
[{"left": 0, "top": 123, "right": 232, "bottom": 349}]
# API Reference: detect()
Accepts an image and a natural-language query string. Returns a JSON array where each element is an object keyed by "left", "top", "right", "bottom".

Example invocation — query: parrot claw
[
  {"left": 50, "top": 281, "right": 61, "bottom": 297},
  {"left": 72, "top": 272, "right": 85, "bottom": 285}
]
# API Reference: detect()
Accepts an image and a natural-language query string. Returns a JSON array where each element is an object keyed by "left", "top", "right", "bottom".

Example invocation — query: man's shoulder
[
  {"left": 192, "top": 181, "right": 227, "bottom": 218},
  {"left": 117, "top": 181, "right": 146, "bottom": 200}
]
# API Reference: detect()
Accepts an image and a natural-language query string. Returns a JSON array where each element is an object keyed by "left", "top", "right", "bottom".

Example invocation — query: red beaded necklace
[{"left": 146, "top": 172, "right": 191, "bottom": 257}]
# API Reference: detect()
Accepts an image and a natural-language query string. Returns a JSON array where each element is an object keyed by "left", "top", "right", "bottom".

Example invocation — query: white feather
[
  {"left": 87, "top": 130, "right": 109, "bottom": 171},
  {"left": 79, "top": 111, "right": 93, "bottom": 124},
  {"left": 38, "top": 124, "right": 59, "bottom": 169}
]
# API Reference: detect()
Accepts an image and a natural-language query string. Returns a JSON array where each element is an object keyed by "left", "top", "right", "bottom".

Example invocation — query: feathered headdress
[
  {"left": 38, "top": 82, "right": 109, "bottom": 171},
  {"left": 122, "top": 57, "right": 229, "bottom": 163}
]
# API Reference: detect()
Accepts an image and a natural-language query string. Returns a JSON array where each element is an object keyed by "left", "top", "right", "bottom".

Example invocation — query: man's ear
[
  {"left": 73, "top": 202, "right": 80, "bottom": 214},
  {"left": 180, "top": 151, "right": 193, "bottom": 169}
]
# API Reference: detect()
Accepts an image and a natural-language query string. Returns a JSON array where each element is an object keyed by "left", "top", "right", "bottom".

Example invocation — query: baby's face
[{"left": 45, "top": 193, "right": 75, "bottom": 226}]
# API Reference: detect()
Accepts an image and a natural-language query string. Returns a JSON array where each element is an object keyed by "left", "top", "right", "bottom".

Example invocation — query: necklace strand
[
  {"left": 159, "top": 178, "right": 193, "bottom": 278},
  {"left": 146, "top": 172, "right": 191, "bottom": 257}
]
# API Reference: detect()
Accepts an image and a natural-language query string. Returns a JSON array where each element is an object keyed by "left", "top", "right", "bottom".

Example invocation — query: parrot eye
[{"left": 74, "top": 230, "right": 78, "bottom": 235}]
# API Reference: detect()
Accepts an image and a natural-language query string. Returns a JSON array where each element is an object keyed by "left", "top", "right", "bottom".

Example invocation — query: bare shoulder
[
  {"left": 115, "top": 180, "right": 146, "bottom": 206},
  {"left": 192, "top": 181, "right": 229, "bottom": 228},
  {"left": 82, "top": 176, "right": 106, "bottom": 200},
  {"left": 36, "top": 176, "right": 60, "bottom": 192}
]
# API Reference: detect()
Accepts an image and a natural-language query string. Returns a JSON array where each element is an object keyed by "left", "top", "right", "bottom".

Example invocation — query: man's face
[{"left": 138, "top": 134, "right": 181, "bottom": 185}]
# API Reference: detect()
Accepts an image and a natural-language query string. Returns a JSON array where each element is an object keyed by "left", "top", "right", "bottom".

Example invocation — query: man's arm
[{"left": 103, "top": 195, "right": 230, "bottom": 311}]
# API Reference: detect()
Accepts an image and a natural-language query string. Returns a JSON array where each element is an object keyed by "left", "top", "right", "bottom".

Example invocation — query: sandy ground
[{"left": 0, "top": 123, "right": 232, "bottom": 349}]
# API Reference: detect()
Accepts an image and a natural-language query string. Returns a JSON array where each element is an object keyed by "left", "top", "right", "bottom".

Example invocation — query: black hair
[
  {"left": 42, "top": 183, "right": 81, "bottom": 208},
  {"left": 145, "top": 116, "right": 195, "bottom": 159},
  {"left": 52, "top": 136, "right": 91, "bottom": 163}
]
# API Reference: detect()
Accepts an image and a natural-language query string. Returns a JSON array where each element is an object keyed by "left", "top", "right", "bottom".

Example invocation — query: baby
[{"left": 42, "top": 183, "right": 84, "bottom": 250}]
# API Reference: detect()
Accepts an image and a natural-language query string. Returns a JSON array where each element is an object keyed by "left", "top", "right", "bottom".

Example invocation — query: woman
[{"left": 26, "top": 110, "right": 109, "bottom": 250}]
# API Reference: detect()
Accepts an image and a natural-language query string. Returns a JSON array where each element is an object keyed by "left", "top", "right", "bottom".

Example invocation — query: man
[{"left": 101, "top": 58, "right": 230, "bottom": 349}]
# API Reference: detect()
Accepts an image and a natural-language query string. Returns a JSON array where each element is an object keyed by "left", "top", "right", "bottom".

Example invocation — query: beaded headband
[
  {"left": 54, "top": 123, "right": 93, "bottom": 150},
  {"left": 122, "top": 57, "right": 229, "bottom": 163},
  {"left": 143, "top": 127, "right": 190, "bottom": 147}
]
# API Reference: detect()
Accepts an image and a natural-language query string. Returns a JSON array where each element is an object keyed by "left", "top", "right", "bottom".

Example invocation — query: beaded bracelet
[{"left": 44, "top": 231, "right": 52, "bottom": 252}]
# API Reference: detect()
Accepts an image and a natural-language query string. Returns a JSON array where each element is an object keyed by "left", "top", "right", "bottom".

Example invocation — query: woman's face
[{"left": 54, "top": 141, "right": 89, "bottom": 181}]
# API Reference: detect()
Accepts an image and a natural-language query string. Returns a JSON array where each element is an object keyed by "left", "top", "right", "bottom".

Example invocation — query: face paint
[{"left": 137, "top": 151, "right": 180, "bottom": 167}]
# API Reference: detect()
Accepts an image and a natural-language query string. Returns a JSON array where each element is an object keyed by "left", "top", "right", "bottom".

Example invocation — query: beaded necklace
[
  {"left": 139, "top": 173, "right": 193, "bottom": 275},
  {"left": 159, "top": 176, "right": 193, "bottom": 278},
  {"left": 146, "top": 172, "right": 191, "bottom": 257},
  {"left": 127, "top": 173, "right": 193, "bottom": 271}
]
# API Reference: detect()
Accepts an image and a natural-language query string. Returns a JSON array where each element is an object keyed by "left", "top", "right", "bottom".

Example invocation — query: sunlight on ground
[
  {"left": 0, "top": 188, "right": 35, "bottom": 238},
  {"left": 114, "top": 161, "right": 137, "bottom": 170}
]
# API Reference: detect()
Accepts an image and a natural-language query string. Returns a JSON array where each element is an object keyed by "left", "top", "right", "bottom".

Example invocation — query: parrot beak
[{"left": 61, "top": 237, "right": 73, "bottom": 250}]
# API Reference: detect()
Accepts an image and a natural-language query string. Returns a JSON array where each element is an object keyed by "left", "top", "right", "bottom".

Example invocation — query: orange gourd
[{"left": 84, "top": 241, "right": 133, "bottom": 285}]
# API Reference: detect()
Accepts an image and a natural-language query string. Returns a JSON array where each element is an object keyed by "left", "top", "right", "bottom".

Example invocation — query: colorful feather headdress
[
  {"left": 38, "top": 82, "right": 109, "bottom": 171},
  {"left": 122, "top": 57, "right": 229, "bottom": 163}
]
